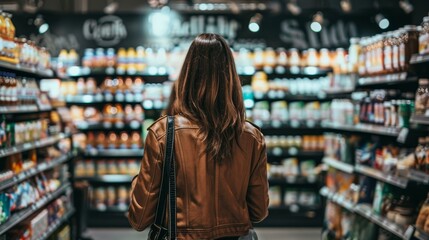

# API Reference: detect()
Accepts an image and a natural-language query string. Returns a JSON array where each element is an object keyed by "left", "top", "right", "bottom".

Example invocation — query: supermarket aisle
[{"left": 87, "top": 228, "right": 321, "bottom": 240}]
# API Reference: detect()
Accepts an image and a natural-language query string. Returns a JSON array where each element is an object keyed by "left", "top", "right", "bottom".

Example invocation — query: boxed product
[{"left": 268, "top": 186, "right": 282, "bottom": 207}]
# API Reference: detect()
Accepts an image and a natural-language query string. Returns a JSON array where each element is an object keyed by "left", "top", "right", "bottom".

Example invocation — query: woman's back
[{"left": 129, "top": 115, "right": 268, "bottom": 239}]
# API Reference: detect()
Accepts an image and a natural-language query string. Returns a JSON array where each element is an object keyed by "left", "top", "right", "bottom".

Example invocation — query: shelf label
[{"left": 396, "top": 128, "right": 409, "bottom": 144}]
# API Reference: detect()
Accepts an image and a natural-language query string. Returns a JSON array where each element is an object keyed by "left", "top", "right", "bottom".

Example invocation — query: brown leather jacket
[{"left": 128, "top": 115, "right": 269, "bottom": 239}]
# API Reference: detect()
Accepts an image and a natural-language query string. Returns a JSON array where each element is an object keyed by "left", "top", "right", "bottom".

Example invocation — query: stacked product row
[
  {"left": 0, "top": 10, "right": 51, "bottom": 70},
  {"left": 75, "top": 159, "right": 140, "bottom": 177}
]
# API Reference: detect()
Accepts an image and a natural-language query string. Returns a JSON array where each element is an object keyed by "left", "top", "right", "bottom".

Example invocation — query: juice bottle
[
  {"left": 5, "top": 13, "right": 15, "bottom": 40},
  {"left": 0, "top": 11, "right": 6, "bottom": 39},
  {"left": 127, "top": 47, "right": 137, "bottom": 72}
]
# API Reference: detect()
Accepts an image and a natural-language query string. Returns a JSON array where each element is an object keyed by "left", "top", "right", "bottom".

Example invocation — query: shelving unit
[
  {"left": 63, "top": 67, "right": 169, "bottom": 228},
  {"left": 252, "top": 66, "right": 333, "bottom": 227},
  {"left": 0, "top": 134, "right": 69, "bottom": 159},
  {"left": 269, "top": 176, "right": 320, "bottom": 187},
  {"left": 410, "top": 115, "right": 429, "bottom": 125},
  {"left": 0, "top": 59, "right": 76, "bottom": 239},
  {"left": 0, "top": 183, "right": 72, "bottom": 235},
  {"left": 354, "top": 204, "right": 407, "bottom": 239},
  {"left": 357, "top": 72, "right": 418, "bottom": 87},
  {"left": 66, "top": 66, "right": 169, "bottom": 83},
  {"left": 0, "top": 61, "right": 54, "bottom": 78},
  {"left": 74, "top": 121, "right": 142, "bottom": 131},
  {"left": 322, "top": 122, "right": 401, "bottom": 137},
  {"left": 37, "top": 207, "right": 76, "bottom": 240},
  {"left": 319, "top": 187, "right": 356, "bottom": 212},
  {"left": 354, "top": 165, "right": 409, "bottom": 189},
  {"left": 320, "top": 49, "right": 429, "bottom": 239},
  {"left": 76, "top": 174, "right": 133, "bottom": 183},
  {"left": 83, "top": 149, "right": 144, "bottom": 158},
  {"left": 0, "top": 153, "right": 74, "bottom": 192},
  {"left": 267, "top": 150, "right": 324, "bottom": 161},
  {"left": 322, "top": 157, "right": 354, "bottom": 173}
]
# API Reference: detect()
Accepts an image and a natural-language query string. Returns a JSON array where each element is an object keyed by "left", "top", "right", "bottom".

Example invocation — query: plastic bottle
[
  {"left": 5, "top": 13, "right": 15, "bottom": 40},
  {"left": 0, "top": 11, "right": 6, "bottom": 39}
]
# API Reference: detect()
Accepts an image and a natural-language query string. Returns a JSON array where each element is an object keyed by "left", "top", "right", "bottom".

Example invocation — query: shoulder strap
[
  {"left": 154, "top": 116, "right": 176, "bottom": 238},
  {"left": 167, "top": 116, "right": 177, "bottom": 239}
]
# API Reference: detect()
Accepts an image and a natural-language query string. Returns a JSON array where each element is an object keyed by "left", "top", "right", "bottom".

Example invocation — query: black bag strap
[
  {"left": 168, "top": 116, "right": 177, "bottom": 238},
  {"left": 153, "top": 116, "right": 176, "bottom": 239}
]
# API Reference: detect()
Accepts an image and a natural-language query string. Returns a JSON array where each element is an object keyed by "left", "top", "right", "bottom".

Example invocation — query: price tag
[{"left": 396, "top": 128, "right": 409, "bottom": 144}]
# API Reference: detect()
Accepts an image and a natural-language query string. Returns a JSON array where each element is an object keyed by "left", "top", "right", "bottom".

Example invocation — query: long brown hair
[{"left": 170, "top": 33, "right": 245, "bottom": 161}]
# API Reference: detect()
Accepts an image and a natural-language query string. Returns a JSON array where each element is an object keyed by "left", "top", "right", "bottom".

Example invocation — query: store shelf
[
  {"left": 269, "top": 176, "right": 319, "bottom": 186},
  {"left": 66, "top": 66, "right": 169, "bottom": 83},
  {"left": 0, "top": 61, "right": 54, "bottom": 78},
  {"left": 0, "top": 153, "right": 73, "bottom": 192},
  {"left": 253, "top": 94, "right": 325, "bottom": 102},
  {"left": 319, "top": 187, "right": 356, "bottom": 212},
  {"left": 404, "top": 225, "right": 429, "bottom": 240},
  {"left": 87, "top": 207, "right": 128, "bottom": 227},
  {"left": 357, "top": 72, "right": 417, "bottom": 87},
  {"left": 37, "top": 207, "right": 75, "bottom": 240},
  {"left": 355, "top": 164, "right": 408, "bottom": 189},
  {"left": 74, "top": 121, "right": 142, "bottom": 131},
  {"left": 410, "top": 54, "right": 429, "bottom": 65},
  {"left": 89, "top": 207, "right": 128, "bottom": 213},
  {"left": 261, "top": 125, "right": 325, "bottom": 135},
  {"left": 354, "top": 204, "right": 407, "bottom": 239},
  {"left": 64, "top": 94, "right": 145, "bottom": 104},
  {"left": 83, "top": 149, "right": 144, "bottom": 158},
  {"left": 323, "top": 122, "right": 401, "bottom": 137},
  {"left": 406, "top": 169, "right": 429, "bottom": 185},
  {"left": 0, "top": 105, "right": 41, "bottom": 114},
  {"left": 267, "top": 148, "right": 324, "bottom": 159},
  {"left": 76, "top": 174, "right": 133, "bottom": 183},
  {"left": 0, "top": 134, "right": 68, "bottom": 159},
  {"left": 0, "top": 183, "right": 71, "bottom": 235},
  {"left": 410, "top": 115, "right": 429, "bottom": 125},
  {"left": 323, "top": 157, "right": 354, "bottom": 173}
]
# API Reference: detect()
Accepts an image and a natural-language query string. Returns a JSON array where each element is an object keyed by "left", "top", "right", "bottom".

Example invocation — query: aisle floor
[{"left": 86, "top": 228, "right": 321, "bottom": 240}]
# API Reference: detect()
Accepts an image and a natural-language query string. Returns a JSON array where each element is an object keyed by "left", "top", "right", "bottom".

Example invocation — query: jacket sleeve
[
  {"left": 246, "top": 137, "right": 269, "bottom": 223},
  {"left": 128, "top": 129, "right": 163, "bottom": 231}
]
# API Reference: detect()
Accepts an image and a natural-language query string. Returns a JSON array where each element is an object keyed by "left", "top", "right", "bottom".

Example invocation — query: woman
[{"left": 128, "top": 33, "right": 269, "bottom": 240}]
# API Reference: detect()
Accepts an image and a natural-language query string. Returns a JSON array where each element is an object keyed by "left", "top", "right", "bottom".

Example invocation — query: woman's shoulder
[
  {"left": 146, "top": 115, "right": 199, "bottom": 139},
  {"left": 243, "top": 120, "right": 264, "bottom": 144}
]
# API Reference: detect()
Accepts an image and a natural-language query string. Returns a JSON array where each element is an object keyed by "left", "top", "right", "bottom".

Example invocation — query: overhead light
[
  {"left": 399, "top": 0, "right": 414, "bottom": 14},
  {"left": 39, "top": 23, "right": 49, "bottom": 34},
  {"left": 287, "top": 0, "right": 301, "bottom": 15},
  {"left": 375, "top": 13, "right": 390, "bottom": 29},
  {"left": 311, "top": 12, "right": 323, "bottom": 32},
  {"left": 248, "top": 13, "right": 262, "bottom": 33},
  {"left": 104, "top": 1, "right": 118, "bottom": 14},
  {"left": 340, "top": 0, "right": 352, "bottom": 13}
]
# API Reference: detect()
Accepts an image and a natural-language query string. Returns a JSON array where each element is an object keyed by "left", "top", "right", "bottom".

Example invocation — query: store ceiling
[{"left": 0, "top": 0, "right": 420, "bottom": 15}]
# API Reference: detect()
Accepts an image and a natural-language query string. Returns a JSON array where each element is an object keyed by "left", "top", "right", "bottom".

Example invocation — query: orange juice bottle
[
  {"left": 117, "top": 48, "right": 127, "bottom": 72},
  {"left": 5, "top": 13, "right": 15, "bottom": 40},
  {"left": 0, "top": 11, "right": 6, "bottom": 39},
  {"left": 127, "top": 47, "right": 136, "bottom": 72}
]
